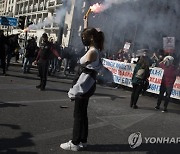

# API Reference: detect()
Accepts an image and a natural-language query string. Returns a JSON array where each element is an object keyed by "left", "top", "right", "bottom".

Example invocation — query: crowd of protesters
[
  {"left": 0, "top": 30, "right": 82, "bottom": 77},
  {"left": 0, "top": 29, "right": 179, "bottom": 108},
  {"left": 103, "top": 48, "right": 180, "bottom": 68},
  {"left": 102, "top": 48, "right": 180, "bottom": 112},
  {"left": 0, "top": 28, "right": 180, "bottom": 152}
]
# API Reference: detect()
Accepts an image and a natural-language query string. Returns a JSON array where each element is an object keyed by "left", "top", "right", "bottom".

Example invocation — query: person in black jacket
[
  {"left": 23, "top": 37, "right": 37, "bottom": 73},
  {"left": 0, "top": 30, "right": 8, "bottom": 75},
  {"left": 130, "top": 55, "right": 150, "bottom": 109},
  {"left": 34, "top": 33, "right": 61, "bottom": 91}
]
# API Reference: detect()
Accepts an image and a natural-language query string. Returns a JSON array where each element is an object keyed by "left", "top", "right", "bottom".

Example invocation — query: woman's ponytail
[{"left": 96, "top": 31, "right": 104, "bottom": 51}]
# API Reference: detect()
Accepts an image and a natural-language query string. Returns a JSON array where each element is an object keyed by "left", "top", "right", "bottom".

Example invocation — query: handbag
[{"left": 135, "top": 69, "right": 145, "bottom": 79}]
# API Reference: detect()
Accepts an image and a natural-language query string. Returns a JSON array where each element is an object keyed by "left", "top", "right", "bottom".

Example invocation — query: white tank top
[{"left": 80, "top": 46, "right": 100, "bottom": 71}]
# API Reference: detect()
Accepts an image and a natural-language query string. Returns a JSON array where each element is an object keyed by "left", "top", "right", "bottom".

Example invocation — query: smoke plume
[
  {"left": 89, "top": 0, "right": 180, "bottom": 55},
  {"left": 29, "top": 5, "right": 66, "bottom": 30}
]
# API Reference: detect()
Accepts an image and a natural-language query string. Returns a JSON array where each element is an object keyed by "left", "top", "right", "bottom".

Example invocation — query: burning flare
[
  {"left": 90, "top": 3, "right": 105, "bottom": 13},
  {"left": 84, "top": 3, "right": 105, "bottom": 19}
]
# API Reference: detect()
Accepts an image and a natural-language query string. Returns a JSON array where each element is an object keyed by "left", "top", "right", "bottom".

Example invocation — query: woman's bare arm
[{"left": 84, "top": 8, "right": 91, "bottom": 29}]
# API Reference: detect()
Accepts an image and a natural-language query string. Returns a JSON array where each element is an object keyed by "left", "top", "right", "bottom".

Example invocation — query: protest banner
[
  {"left": 102, "top": 58, "right": 134, "bottom": 87},
  {"left": 171, "top": 77, "right": 180, "bottom": 100},
  {"left": 102, "top": 58, "right": 180, "bottom": 100},
  {"left": 163, "top": 37, "right": 175, "bottom": 53},
  {"left": 123, "top": 42, "right": 131, "bottom": 52}
]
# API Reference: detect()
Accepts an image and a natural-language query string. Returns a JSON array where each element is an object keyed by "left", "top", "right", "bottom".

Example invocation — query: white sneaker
[
  {"left": 60, "top": 140, "right": 80, "bottom": 151},
  {"left": 79, "top": 142, "right": 87, "bottom": 148}
]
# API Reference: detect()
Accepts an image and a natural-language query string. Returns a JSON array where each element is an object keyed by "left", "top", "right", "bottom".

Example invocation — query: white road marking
[{"left": 6, "top": 96, "right": 114, "bottom": 104}]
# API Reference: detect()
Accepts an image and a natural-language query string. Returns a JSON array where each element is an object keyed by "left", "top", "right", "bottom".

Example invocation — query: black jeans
[
  {"left": 38, "top": 60, "right": 49, "bottom": 89},
  {"left": 0, "top": 56, "right": 6, "bottom": 74},
  {"left": 157, "top": 84, "right": 173, "bottom": 109},
  {"left": 131, "top": 83, "right": 143, "bottom": 106},
  {"left": 72, "top": 97, "right": 89, "bottom": 145}
]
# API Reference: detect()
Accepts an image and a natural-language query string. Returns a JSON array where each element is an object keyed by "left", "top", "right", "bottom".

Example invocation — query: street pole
[
  {"left": 23, "top": 16, "right": 28, "bottom": 64},
  {"left": 25, "top": 30, "right": 27, "bottom": 49},
  {"left": 131, "top": 23, "right": 138, "bottom": 53},
  {"left": 7, "top": 26, "right": 9, "bottom": 36}
]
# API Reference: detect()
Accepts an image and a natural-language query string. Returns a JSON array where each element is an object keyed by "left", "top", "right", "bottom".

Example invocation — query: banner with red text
[{"left": 102, "top": 58, "right": 180, "bottom": 100}]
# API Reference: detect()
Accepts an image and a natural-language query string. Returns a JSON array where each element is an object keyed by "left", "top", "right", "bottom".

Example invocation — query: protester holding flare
[{"left": 60, "top": 7, "right": 105, "bottom": 151}]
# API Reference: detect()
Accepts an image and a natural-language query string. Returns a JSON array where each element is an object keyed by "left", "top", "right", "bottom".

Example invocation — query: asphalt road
[{"left": 0, "top": 65, "right": 180, "bottom": 154}]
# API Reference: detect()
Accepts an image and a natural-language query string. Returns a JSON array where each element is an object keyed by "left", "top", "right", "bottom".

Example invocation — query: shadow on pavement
[
  {"left": 8, "top": 73, "right": 73, "bottom": 85},
  {"left": 0, "top": 124, "right": 20, "bottom": 130},
  {"left": 85, "top": 143, "right": 180, "bottom": 154},
  {"left": 7, "top": 74, "right": 39, "bottom": 81},
  {"left": 94, "top": 92, "right": 127, "bottom": 100},
  {"left": 45, "top": 88, "right": 69, "bottom": 93},
  {"left": 0, "top": 124, "right": 37, "bottom": 154},
  {"left": 0, "top": 101, "right": 27, "bottom": 108}
]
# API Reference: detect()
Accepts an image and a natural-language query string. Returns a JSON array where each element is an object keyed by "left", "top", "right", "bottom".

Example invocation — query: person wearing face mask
[
  {"left": 34, "top": 33, "right": 61, "bottom": 91},
  {"left": 155, "top": 55, "right": 180, "bottom": 112},
  {"left": 60, "top": 11, "right": 105, "bottom": 151}
]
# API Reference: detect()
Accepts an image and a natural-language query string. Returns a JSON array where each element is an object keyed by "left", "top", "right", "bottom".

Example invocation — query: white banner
[
  {"left": 163, "top": 37, "right": 175, "bottom": 50},
  {"left": 102, "top": 58, "right": 180, "bottom": 100}
]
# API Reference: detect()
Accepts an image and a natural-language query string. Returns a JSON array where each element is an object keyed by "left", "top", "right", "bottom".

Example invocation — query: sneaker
[
  {"left": 130, "top": 102, "right": 133, "bottom": 108},
  {"left": 162, "top": 109, "right": 168, "bottom": 113},
  {"left": 79, "top": 142, "right": 87, "bottom": 149},
  {"left": 133, "top": 105, "right": 138, "bottom": 109},
  {"left": 155, "top": 106, "right": 160, "bottom": 110},
  {"left": 60, "top": 140, "right": 80, "bottom": 151},
  {"left": 40, "top": 87, "right": 45, "bottom": 91},
  {"left": 36, "top": 85, "right": 41, "bottom": 89}
]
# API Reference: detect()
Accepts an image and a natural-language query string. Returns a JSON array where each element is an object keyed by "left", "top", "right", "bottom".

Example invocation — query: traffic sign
[{"left": 0, "top": 16, "right": 17, "bottom": 26}]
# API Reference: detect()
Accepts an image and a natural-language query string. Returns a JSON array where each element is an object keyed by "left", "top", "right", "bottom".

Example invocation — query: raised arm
[{"left": 83, "top": 8, "right": 91, "bottom": 29}]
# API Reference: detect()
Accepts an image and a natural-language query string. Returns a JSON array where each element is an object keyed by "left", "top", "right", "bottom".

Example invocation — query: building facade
[
  {"left": 1, "top": 0, "right": 64, "bottom": 43},
  {"left": 14, "top": 0, "right": 63, "bottom": 42},
  {"left": 0, "top": 0, "right": 7, "bottom": 16}
]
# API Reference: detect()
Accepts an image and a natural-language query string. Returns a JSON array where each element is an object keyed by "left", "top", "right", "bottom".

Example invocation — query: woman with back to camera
[
  {"left": 130, "top": 55, "right": 150, "bottom": 109},
  {"left": 60, "top": 9, "right": 104, "bottom": 151}
]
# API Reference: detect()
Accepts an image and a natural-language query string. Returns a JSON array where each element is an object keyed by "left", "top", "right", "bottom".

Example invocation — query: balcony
[
  {"left": 47, "top": 0, "right": 55, "bottom": 9},
  {"left": 57, "top": 0, "right": 63, "bottom": 5},
  {"left": 33, "top": 3, "right": 38, "bottom": 12},
  {"left": 25, "top": 6, "right": 28, "bottom": 13},
  {"left": 38, "top": 18, "right": 42, "bottom": 23},
  {"left": 30, "top": 5, "right": 33, "bottom": 12}
]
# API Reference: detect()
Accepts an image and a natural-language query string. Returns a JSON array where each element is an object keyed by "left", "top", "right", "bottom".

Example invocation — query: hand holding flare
[
  {"left": 84, "top": 8, "right": 91, "bottom": 19},
  {"left": 84, "top": 8, "right": 91, "bottom": 29},
  {"left": 84, "top": 3, "right": 103, "bottom": 29}
]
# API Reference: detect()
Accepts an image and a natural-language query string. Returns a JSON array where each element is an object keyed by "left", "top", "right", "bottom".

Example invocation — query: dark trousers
[
  {"left": 6, "top": 53, "right": 12, "bottom": 69},
  {"left": 72, "top": 97, "right": 89, "bottom": 145},
  {"left": 38, "top": 60, "right": 49, "bottom": 89},
  {"left": 0, "top": 56, "right": 6, "bottom": 74},
  {"left": 131, "top": 84, "right": 143, "bottom": 106},
  {"left": 157, "top": 84, "right": 173, "bottom": 109}
]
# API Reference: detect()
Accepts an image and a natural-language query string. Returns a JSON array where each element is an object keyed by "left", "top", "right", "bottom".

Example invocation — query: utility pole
[
  {"left": 6, "top": 26, "right": 9, "bottom": 36},
  {"left": 131, "top": 23, "right": 138, "bottom": 53}
]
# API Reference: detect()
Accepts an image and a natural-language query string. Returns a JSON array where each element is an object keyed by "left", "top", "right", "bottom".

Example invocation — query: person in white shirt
[
  {"left": 131, "top": 52, "right": 139, "bottom": 64},
  {"left": 60, "top": 10, "right": 105, "bottom": 151}
]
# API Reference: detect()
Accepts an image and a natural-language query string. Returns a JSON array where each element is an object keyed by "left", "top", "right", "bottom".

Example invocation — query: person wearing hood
[{"left": 155, "top": 56, "right": 180, "bottom": 112}]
